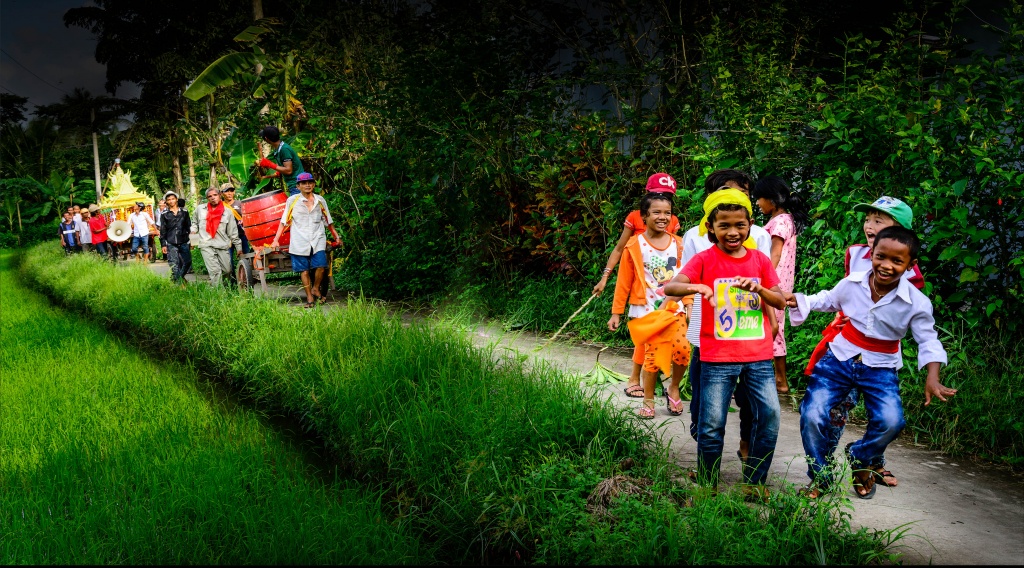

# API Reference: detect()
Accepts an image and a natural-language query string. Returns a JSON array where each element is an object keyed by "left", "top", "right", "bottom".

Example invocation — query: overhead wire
[{"left": 0, "top": 48, "right": 71, "bottom": 95}]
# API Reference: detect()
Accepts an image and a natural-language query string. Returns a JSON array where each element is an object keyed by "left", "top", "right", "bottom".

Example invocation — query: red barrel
[{"left": 241, "top": 190, "right": 290, "bottom": 247}]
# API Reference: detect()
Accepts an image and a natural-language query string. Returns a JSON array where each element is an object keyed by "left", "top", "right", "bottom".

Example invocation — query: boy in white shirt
[{"left": 786, "top": 226, "right": 958, "bottom": 499}]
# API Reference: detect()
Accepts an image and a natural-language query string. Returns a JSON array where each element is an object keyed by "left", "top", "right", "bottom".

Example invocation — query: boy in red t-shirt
[{"left": 665, "top": 191, "right": 786, "bottom": 493}]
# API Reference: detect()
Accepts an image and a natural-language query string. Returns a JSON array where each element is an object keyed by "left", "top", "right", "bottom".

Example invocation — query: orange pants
[{"left": 632, "top": 342, "right": 689, "bottom": 373}]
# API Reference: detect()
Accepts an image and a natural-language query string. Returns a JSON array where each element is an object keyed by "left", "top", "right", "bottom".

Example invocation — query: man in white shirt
[
  {"left": 271, "top": 172, "right": 340, "bottom": 307},
  {"left": 787, "top": 225, "right": 957, "bottom": 499},
  {"left": 128, "top": 202, "right": 155, "bottom": 262}
]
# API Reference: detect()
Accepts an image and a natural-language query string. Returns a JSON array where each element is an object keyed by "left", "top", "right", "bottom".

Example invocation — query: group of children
[{"left": 599, "top": 169, "right": 957, "bottom": 499}]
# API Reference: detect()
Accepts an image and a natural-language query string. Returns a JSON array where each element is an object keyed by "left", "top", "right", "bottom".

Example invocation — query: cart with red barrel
[{"left": 234, "top": 189, "right": 336, "bottom": 296}]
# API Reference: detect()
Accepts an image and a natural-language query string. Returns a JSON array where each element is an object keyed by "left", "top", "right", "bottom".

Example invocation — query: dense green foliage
[
  {"left": 18, "top": 244, "right": 900, "bottom": 564},
  {"left": 0, "top": 254, "right": 422, "bottom": 564}
]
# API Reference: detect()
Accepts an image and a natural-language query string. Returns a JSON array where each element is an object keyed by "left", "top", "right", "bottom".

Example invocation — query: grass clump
[
  {"left": 0, "top": 252, "right": 423, "bottom": 564},
  {"left": 17, "top": 243, "right": 899, "bottom": 564}
]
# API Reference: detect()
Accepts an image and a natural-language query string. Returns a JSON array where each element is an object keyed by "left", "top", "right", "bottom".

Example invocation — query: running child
[
  {"left": 609, "top": 191, "right": 689, "bottom": 418},
  {"left": 681, "top": 169, "right": 775, "bottom": 465},
  {"left": 596, "top": 173, "right": 682, "bottom": 398},
  {"left": 751, "top": 176, "right": 809, "bottom": 394},
  {"left": 787, "top": 225, "right": 956, "bottom": 499},
  {"left": 665, "top": 189, "right": 785, "bottom": 492},
  {"left": 809, "top": 196, "right": 923, "bottom": 488}
]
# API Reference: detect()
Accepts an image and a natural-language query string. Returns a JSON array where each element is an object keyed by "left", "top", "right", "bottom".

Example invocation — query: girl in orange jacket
[{"left": 608, "top": 192, "right": 690, "bottom": 418}]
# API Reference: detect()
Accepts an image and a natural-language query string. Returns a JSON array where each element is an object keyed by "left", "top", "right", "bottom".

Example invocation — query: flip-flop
[
  {"left": 636, "top": 406, "right": 655, "bottom": 419},
  {"left": 872, "top": 466, "right": 899, "bottom": 487},
  {"left": 852, "top": 469, "right": 877, "bottom": 499},
  {"left": 303, "top": 301, "right": 316, "bottom": 309},
  {"left": 666, "top": 393, "right": 684, "bottom": 416},
  {"left": 623, "top": 384, "right": 644, "bottom": 398}
]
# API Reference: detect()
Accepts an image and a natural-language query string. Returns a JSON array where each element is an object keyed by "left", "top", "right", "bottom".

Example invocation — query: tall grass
[
  {"left": 0, "top": 253, "right": 423, "bottom": 564},
  {"left": 17, "top": 243, "right": 899, "bottom": 564},
  {"left": 447, "top": 273, "right": 1024, "bottom": 467}
]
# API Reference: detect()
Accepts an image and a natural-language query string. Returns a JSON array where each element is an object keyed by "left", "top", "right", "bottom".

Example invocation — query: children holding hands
[{"left": 786, "top": 225, "right": 957, "bottom": 499}]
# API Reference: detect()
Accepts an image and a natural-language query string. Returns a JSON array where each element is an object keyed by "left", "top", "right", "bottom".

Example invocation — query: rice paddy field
[
  {"left": 0, "top": 253, "right": 423, "bottom": 564},
  {"left": 4, "top": 244, "right": 901, "bottom": 564}
]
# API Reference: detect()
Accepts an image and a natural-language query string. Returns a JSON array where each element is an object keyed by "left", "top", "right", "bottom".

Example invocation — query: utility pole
[{"left": 91, "top": 107, "right": 103, "bottom": 203}]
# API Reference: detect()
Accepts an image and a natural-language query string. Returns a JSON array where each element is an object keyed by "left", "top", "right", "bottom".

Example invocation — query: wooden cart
[{"left": 235, "top": 244, "right": 337, "bottom": 296}]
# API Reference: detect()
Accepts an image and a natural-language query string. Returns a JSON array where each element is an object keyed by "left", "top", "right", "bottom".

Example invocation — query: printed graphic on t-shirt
[
  {"left": 640, "top": 237, "right": 678, "bottom": 311},
  {"left": 713, "top": 277, "right": 764, "bottom": 340}
]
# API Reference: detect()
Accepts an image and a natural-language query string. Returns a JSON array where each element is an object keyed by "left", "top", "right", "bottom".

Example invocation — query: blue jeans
[
  {"left": 697, "top": 360, "right": 780, "bottom": 486},
  {"left": 689, "top": 346, "right": 754, "bottom": 443},
  {"left": 131, "top": 235, "right": 150, "bottom": 255},
  {"left": 825, "top": 388, "right": 860, "bottom": 456},
  {"left": 800, "top": 348, "right": 905, "bottom": 487}
]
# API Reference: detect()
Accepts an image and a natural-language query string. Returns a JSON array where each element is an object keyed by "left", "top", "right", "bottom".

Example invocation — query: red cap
[{"left": 645, "top": 172, "right": 677, "bottom": 194}]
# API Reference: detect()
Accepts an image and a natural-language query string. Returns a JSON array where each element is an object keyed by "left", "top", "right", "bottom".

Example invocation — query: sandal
[
  {"left": 623, "top": 384, "right": 644, "bottom": 398},
  {"left": 852, "top": 468, "right": 877, "bottom": 499},
  {"left": 666, "top": 392, "right": 684, "bottom": 416},
  {"left": 304, "top": 301, "right": 316, "bottom": 309},
  {"left": 871, "top": 466, "right": 898, "bottom": 487},
  {"left": 636, "top": 399, "right": 655, "bottom": 420}
]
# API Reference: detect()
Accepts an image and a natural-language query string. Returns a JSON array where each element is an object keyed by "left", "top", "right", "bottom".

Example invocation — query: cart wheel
[{"left": 237, "top": 257, "right": 255, "bottom": 291}]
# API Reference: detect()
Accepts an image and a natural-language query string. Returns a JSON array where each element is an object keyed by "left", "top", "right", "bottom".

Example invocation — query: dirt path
[{"left": 152, "top": 263, "right": 1024, "bottom": 565}]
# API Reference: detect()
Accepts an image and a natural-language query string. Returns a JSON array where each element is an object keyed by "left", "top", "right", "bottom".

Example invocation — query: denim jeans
[
  {"left": 166, "top": 242, "right": 192, "bottom": 282},
  {"left": 800, "top": 348, "right": 905, "bottom": 487},
  {"left": 689, "top": 346, "right": 754, "bottom": 443},
  {"left": 825, "top": 388, "right": 860, "bottom": 456},
  {"left": 131, "top": 235, "right": 150, "bottom": 255},
  {"left": 697, "top": 359, "right": 780, "bottom": 486}
]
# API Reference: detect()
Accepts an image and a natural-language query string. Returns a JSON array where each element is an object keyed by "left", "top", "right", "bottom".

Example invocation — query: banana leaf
[{"left": 184, "top": 52, "right": 260, "bottom": 101}]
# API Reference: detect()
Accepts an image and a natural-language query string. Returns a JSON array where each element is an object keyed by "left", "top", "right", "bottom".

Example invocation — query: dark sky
[{"left": 0, "top": 0, "right": 140, "bottom": 110}]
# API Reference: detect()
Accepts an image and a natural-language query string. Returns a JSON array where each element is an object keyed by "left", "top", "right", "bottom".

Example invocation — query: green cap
[{"left": 853, "top": 196, "right": 913, "bottom": 229}]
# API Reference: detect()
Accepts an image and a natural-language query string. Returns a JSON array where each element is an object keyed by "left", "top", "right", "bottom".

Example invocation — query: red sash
[{"left": 803, "top": 313, "right": 899, "bottom": 375}]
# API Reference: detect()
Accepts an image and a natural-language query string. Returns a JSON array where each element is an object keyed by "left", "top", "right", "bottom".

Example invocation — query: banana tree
[{"left": 183, "top": 23, "right": 304, "bottom": 124}]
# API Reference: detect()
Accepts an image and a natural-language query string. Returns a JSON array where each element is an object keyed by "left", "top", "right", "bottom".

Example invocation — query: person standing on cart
[
  {"left": 191, "top": 187, "right": 243, "bottom": 287},
  {"left": 257, "top": 125, "right": 305, "bottom": 196},
  {"left": 270, "top": 172, "right": 341, "bottom": 308},
  {"left": 160, "top": 191, "right": 192, "bottom": 284}
]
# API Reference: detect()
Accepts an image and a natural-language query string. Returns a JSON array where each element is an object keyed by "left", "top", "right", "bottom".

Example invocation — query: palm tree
[{"left": 33, "top": 88, "right": 129, "bottom": 203}]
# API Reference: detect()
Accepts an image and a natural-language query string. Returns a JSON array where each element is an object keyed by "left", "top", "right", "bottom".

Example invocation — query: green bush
[{"left": 18, "top": 244, "right": 899, "bottom": 564}]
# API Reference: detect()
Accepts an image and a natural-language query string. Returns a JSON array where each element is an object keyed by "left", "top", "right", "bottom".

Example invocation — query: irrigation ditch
[{"left": 9, "top": 245, "right": 946, "bottom": 564}]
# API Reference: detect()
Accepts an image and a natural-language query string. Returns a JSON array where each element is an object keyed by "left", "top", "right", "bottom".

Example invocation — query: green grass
[
  {"left": 0, "top": 253, "right": 424, "bottom": 564},
  {"left": 17, "top": 243, "right": 901, "bottom": 564},
  {"left": 442, "top": 271, "right": 1024, "bottom": 467}
]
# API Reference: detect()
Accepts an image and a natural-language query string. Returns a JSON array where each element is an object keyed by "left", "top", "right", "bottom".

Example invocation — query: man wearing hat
[
  {"left": 257, "top": 125, "right": 305, "bottom": 196},
  {"left": 159, "top": 191, "right": 192, "bottom": 284},
  {"left": 128, "top": 201, "right": 156, "bottom": 262},
  {"left": 191, "top": 187, "right": 242, "bottom": 287},
  {"left": 219, "top": 182, "right": 251, "bottom": 261},
  {"left": 271, "top": 172, "right": 341, "bottom": 307},
  {"left": 87, "top": 204, "right": 115, "bottom": 260}
]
